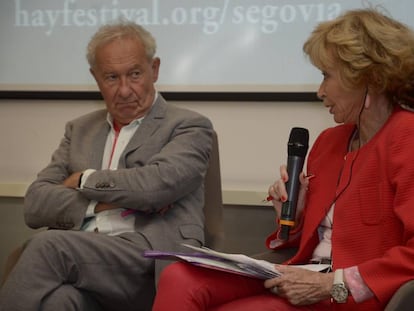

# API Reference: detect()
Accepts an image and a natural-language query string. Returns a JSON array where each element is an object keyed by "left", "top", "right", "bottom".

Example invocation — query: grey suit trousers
[{"left": 0, "top": 230, "right": 155, "bottom": 311}]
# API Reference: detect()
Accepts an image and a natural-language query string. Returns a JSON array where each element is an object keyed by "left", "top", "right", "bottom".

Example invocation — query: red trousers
[{"left": 152, "top": 262, "right": 331, "bottom": 311}]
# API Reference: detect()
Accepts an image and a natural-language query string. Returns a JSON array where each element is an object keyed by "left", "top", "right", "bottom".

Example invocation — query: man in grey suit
[{"left": 0, "top": 21, "right": 213, "bottom": 311}]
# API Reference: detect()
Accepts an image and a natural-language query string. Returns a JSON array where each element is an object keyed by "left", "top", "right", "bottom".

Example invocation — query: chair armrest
[
  {"left": 1, "top": 245, "right": 24, "bottom": 287},
  {"left": 252, "top": 248, "right": 297, "bottom": 264},
  {"left": 385, "top": 280, "right": 414, "bottom": 311}
]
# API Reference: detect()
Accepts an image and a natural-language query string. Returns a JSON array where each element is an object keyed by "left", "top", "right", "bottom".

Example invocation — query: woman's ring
[{"left": 270, "top": 286, "right": 279, "bottom": 295}]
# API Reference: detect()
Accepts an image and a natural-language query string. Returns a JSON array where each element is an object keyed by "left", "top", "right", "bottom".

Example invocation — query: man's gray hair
[{"left": 86, "top": 20, "right": 157, "bottom": 68}]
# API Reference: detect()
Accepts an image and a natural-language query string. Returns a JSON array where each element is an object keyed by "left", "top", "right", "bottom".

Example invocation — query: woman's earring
[{"left": 364, "top": 95, "right": 370, "bottom": 109}]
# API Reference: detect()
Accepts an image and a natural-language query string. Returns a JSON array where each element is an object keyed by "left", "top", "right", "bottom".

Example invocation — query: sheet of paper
[{"left": 143, "top": 244, "right": 331, "bottom": 280}]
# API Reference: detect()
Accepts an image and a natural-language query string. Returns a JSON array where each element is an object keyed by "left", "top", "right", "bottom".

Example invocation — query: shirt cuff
[
  {"left": 85, "top": 200, "right": 98, "bottom": 218},
  {"left": 78, "top": 169, "right": 95, "bottom": 189},
  {"left": 344, "top": 266, "right": 374, "bottom": 303}
]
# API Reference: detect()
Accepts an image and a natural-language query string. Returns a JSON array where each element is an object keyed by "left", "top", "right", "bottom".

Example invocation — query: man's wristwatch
[{"left": 330, "top": 269, "right": 349, "bottom": 303}]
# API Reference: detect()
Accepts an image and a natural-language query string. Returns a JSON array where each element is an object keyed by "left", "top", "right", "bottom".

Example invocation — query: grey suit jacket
[{"left": 24, "top": 95, "right": 213, "bottom": 275}]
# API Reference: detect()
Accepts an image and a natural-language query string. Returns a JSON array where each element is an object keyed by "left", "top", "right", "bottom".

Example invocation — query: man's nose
[{"left": 118, "top": 77, "right": 133, "bottom": 97}]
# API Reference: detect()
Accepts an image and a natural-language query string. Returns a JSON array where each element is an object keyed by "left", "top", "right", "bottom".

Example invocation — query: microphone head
[{"left": 288, "top": 127, "right": 309, "bottom": 157}]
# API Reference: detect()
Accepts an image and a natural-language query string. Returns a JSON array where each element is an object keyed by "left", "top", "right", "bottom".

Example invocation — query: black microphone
[{"left": 279, "top": 127, "right": 309, "bottom": 241}]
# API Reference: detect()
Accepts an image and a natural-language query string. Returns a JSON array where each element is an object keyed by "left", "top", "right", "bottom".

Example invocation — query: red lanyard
[{"left": 108, "top": 123, "right": 121, "bottom": 168}]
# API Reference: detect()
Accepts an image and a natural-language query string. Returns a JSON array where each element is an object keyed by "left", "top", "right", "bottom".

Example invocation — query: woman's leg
[
  {"left": 210, "top": 294, "right": 331, "bottom": 311},
  {"left": 152, "top": 262, "right": 267, "bottom": 311}
]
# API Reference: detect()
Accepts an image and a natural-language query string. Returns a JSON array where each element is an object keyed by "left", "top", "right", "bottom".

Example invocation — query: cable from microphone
[{"left": 279, "top": 127, "right": 309, "bottom": 241}]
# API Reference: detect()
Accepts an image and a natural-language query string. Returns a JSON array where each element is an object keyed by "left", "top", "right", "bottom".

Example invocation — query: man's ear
[
  {"left": 90, "top": 68, "right": 97, "bottom": 82},
  {"left": 152, "top": 57, "right": 161, "bottom": 82}
]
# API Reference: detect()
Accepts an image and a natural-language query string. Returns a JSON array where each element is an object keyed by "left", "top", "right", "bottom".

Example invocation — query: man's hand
[
  {"left": 62, "top": 172, "right": 118, "bottom": 213},
  {"left": 94, "top": 202, "right": 118, "bottom": 213},
  {"left": 62, "top": 172, "right": 83, "bottom": 189},
  {"left": 264, "top": 265, "right": 333, "bottom": 305}
]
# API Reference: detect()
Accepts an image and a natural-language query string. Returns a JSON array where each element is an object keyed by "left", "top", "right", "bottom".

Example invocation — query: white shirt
[
  {"left": 80, "top": 114, "right": 144, "bottom": 235},
  {"left": 311, "top": 204, "right": 334, "bottom": 261}
]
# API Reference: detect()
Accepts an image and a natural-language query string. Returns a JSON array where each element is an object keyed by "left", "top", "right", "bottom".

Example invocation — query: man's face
[{"left": 90, "top": 37, "right": 160, "bottom": 126}]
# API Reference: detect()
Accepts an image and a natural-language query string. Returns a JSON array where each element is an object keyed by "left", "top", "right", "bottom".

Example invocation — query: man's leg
[
  {"left": 42, "top": 285, "right": 102, "bottom": 311},
  {"left": 0, "top": 230, "right": 155, "bottom": 311}
]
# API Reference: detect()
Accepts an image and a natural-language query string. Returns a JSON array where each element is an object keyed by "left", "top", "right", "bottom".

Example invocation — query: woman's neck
[{"left": 351, "top": 94, "right": 393, "bottom": 150}]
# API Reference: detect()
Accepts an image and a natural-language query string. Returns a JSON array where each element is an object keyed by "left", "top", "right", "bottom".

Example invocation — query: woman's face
[{"left": 317, "top": 68, "right": 367, "bottom": 124}]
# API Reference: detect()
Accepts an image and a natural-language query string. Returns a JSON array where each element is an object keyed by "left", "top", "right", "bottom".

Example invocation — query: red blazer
[{"left": 267, "top": 107, "right": 414, "bottom": 310}]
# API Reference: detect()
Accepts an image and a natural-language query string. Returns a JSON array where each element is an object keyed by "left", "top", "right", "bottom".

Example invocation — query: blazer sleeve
[
  {"left": 80, "top": 112, "right": 213, "bottom": 213},
  {"left": 357, "top": 116, "right": 414, "bottom": 305},
  {"left": 24, "top": 120, "right": 92, "bottom": 230},
  {"left": 24, "top": 107, "right": 213, "bottom": 230}
]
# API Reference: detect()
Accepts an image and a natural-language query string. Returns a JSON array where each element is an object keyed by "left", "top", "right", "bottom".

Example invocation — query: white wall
[
  {"left": 0, "top": 97, "right": 336, "bottom": 279},
  {"left": 0, "top": 98, "right": 335, "bottom": 204}
]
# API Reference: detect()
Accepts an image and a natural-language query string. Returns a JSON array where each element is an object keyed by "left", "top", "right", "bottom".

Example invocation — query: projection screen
[{"left": 0, "top": 0, "right": 412, "bottom": 96}]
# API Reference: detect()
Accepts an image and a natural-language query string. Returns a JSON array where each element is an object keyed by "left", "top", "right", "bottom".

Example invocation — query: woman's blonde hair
[
  {"left": 303, "top": 9, "right": 414, "bottom": 107},
  {"left": 86, "top": 20, "right": 157, "bottom": 69}
]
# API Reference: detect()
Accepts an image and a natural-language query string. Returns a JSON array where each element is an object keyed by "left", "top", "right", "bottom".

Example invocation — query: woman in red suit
[{"left": 153, "top": 8, "right": 414, "bottom": 311}]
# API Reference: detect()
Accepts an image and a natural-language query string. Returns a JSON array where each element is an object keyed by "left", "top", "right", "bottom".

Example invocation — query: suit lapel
[
  {"left": 88, "top": 114, "right": 110, "bottom": 170},
  {"left": 120, "top": 95, "right": 167, "bottom": 163}
]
